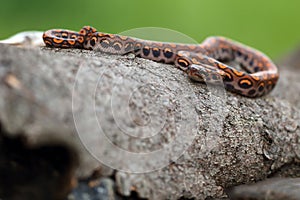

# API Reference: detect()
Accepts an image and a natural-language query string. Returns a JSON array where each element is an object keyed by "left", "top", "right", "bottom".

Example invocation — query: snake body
[{"left": 43, "top": 26, "right": 279, "bottom": 97}]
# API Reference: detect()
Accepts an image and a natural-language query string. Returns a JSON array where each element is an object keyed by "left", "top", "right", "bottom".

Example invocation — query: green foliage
[{"left": 1, "top": 0, "right": 299, "bottom": 58}]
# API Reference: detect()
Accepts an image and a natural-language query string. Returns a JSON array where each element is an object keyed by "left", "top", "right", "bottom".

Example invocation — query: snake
[{"left": 43, "top": 26, "right": 279, "bottom": 97}]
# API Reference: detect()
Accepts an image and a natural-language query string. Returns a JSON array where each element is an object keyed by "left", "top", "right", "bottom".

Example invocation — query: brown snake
[{"left": 43, "top": 26, "right": 279, "bottom": 97}]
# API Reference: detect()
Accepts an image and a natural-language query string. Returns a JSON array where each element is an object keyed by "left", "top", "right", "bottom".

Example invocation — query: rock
[
  {"left": 277, "top": 45, "right": 300, "bottom": 70},
  {"left": 0, "top": 43, "right": 299, "bottom": 199},
  {"left": 274, "top": 45, "right": 300, "bottom": 109},
  {"left": 226, "top": 178, "right": 300, "bottom": 200},
  {"left": 0, "top": 31, "right": 44, "bottom": 47},
  {"left": 0, "top": 126, "right": 78, "bottom": 200},
  {"left": 68, "top": 178, "right": 115, "bottom": 200}
]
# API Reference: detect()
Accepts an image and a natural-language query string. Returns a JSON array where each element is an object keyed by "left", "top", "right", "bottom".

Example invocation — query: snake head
[{"left": 187, "top": 63, "right": 226, "bottom": 84}]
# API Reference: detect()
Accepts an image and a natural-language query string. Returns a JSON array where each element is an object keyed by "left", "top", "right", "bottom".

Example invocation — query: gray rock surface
[
  {"left": 0, "top": 43, "right": 299, "bottom": 199},
  {"left": 275, "top": 47, "right": 300, "bottom": 109},
  {"left": 227, "top": 178, "right": 300, "bottom": 200}
]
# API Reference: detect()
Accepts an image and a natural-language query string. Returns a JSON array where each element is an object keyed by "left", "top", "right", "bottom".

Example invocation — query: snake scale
[{"left": 43, "top": 26, "right": 279, "bottom": 97}]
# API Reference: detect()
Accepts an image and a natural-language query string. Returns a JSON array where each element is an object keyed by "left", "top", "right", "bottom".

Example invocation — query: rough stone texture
[
  {"left": 0, "top": 43, "right": 299, "bottom": 200},
  {"left": 227, "top": 178, "right": 300, "bottom": 200},
  {"left": 275, "top": 46, "right": 300, "bottom": 109}
]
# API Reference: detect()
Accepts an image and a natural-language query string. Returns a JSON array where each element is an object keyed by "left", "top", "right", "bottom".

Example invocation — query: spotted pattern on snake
[{"left": 43, "top": 26, "right": 279, "bottom": 97}]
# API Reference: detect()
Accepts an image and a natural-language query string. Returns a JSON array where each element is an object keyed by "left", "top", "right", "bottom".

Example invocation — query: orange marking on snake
[
  {"left": 192, "top": 58, "right": 200, "bottom": 64},
  {"left": 217, "top": 63, "right": 227, "bottom": 69},
  {"left": 240, "top": 79, "right": 252, "bottom": 86},
  {"left": 68, "top": 40, "right": 76, "bottom": 45},
  {"left": 232, "top": 69, "right": 244, "bottom": 76},
  {"left": 53, "top": 38, "right": 63, "bottom": 44},
  {"left": 251, "top": 75, "right": 260, "bottom": 81},
  {"left": 61, "top": 32, "right": 68, "bottom": 37},
  {"left": 77, "top": 36, "right": 84, "bottom": 43},
  {"left": 120, "top": 36, "right": 128, "bottom": 40},
  {"left": 178, "top": 59, "right": 189, "bottom": 66}
]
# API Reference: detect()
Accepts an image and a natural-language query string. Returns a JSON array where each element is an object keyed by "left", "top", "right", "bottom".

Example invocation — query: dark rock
[{"left": 68, "top": 178, "right": 115, "bottom": 200}]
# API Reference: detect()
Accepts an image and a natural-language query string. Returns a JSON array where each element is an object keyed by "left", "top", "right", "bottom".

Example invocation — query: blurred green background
[{"left": 1, "top": 0, "right": 299, "bottom": 59}]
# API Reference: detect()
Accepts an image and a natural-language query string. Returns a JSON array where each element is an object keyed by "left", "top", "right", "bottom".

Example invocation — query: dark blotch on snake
[
  {"left": 152, "top": 48, "right": 161, "bottom": 57},
  {"left": 248, "top": 89, "right": 256, "bottom": 96},
  {"left": 90, "top": 39, "right": 95, "bottom": 47},
  {"left": 124, "top": 42, "right": 133, "bottom": 52},
  {"left": 163, "top": 50, "right": 173, "bottom": 58},
  {"left": 143, "top": 47, "right": 150, "bottom": 56},
  {"left": 238, "top": 79, "right": 253, "bottom": 89},
  {"left": 113, "top": 42, "right": 121, "bottom": 51},
  {"left": 100, "top": 40, "right": 109, "bottom": 48},
  {"left": 224, "top": 73, "right": 233, "bottom": 82},
  {"left": 254, "top": 66, "right": 260, "bottom": 72},
  {"left": 236, "top": 50, "right": 242, "bottom": 57},
  {"left": 258, "top": 84, "right": 264, "bottom": 92},
  {"left": 249, "top": 59, "right": 254, "bottom": 66}
]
